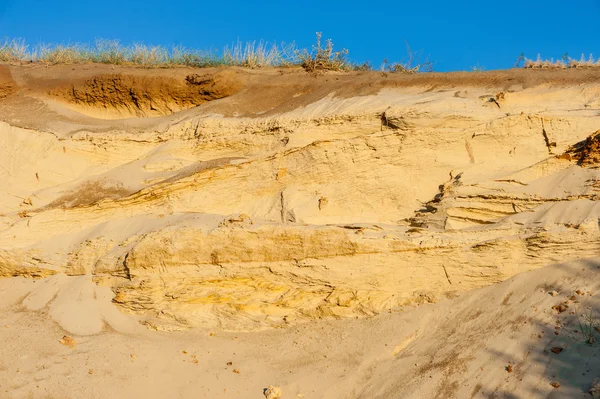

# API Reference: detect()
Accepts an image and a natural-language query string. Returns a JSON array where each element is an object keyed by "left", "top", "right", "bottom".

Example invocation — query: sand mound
[
  {"left": 562, "top": 130, "right": 600, "bottom": 166},
  {"left": 49, "top": 69, "right": 243, "bottom": 118}
]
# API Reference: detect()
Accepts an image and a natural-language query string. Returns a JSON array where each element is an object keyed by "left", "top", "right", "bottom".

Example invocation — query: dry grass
[
  {"left": 567, "top": 54, "right": 600, "bottom": 68},
  {"left": 0, "top": 38, "right": 298, "bottom": 68},
  {"left": 519, "top": 53, "right": 600, "bottom": 69},
  {"left": 223, "top": 40, "right": 298, "bottom": 68},
  {"left": 0, "top": 35, "right": 434, "bottom": 74},
  {"left": 381, "top": 42, "right": 433, "bottom": 74},
  {"left": 296, "top": 32, "right": 350, "bottom": 72},
  {"left": 0, "top": 38, "right": 28, "bottom": 63}
]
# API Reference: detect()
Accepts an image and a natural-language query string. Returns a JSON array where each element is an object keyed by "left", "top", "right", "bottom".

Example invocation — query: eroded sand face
[
  {"left": 1, "top": 65, "right": 600, "bottom": 398},
  {"left": 1, "top": 66, "right": 600, "bottom": 331}
]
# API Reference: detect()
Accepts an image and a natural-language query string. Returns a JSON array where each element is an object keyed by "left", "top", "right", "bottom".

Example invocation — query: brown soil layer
[
  {"left": 45, "top": 180, "right": 133, "bottom": 209},
  {"left": 48, "top": 70, "right": 243, "bottom": 116},
  {"left": 0, "top": 65, "right": 16, "bottom": 99},
  {"left": 4, "top": 64, "right": 600, "bottom": 122}
]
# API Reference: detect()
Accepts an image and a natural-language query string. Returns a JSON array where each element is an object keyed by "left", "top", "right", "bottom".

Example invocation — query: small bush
[
  {"left": 381, "top": 42, "right": 433, "bottom": 74},
  {"left": 296, "top": 32, "right": 350, "bottom": 73}
]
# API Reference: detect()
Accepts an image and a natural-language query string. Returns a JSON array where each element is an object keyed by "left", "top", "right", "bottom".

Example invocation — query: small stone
[
  {"left": 550, "top": 381, "right": 560, "bottom": 388},
  {"left": 552, "top": 303, "right": 568, "bottom": 313},
  {"left": 506, "top": 365, "right": 513, "bottom": 373},
  {"left": 59, "top": 335, "right": 76, "bottom": 348},
  {"left": 226, "top": 361, "right": 233, "bottom": 366},
  {"left": 264, "top": 386, "right": 282, "bottom": 399},
  {"left": 88, "top": 369, "right": 94, "bottom": 375},
  {"left": 551, "top": 347, "right": 563, "bottom": 354},
  {"left": 233, "top": 368, "right": 240, "bottom": 374},
  {"left": 130, "top": 354, "right": 136, "bottom": 360},
  {"left": 549, "top": 291, "right": 559, "bottom": 297}
]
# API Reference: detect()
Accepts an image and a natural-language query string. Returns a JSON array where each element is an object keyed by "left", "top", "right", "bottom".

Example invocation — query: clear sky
[{"left": 1, "top": 0, "right": 599, "bottom": 71}]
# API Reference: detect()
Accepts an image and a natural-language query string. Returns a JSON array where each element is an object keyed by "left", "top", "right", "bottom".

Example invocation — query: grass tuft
[
  {"left": 381, "top": 42, "right": 433, "bottom": 74},
  {"left": 518, "top": 53, "right": 600, "bottom": 69},
  {"left": 0, "top": 38, "right": 29, "bottom": 63},
  {"left": 296, "top": 32, "right": 350, "bottom": 72},
  {"left": 223, "top": 40, "right": 298, "bottom": 68}
]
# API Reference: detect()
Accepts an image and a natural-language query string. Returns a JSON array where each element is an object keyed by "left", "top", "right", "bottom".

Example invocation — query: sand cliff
[{"left": 1, "top": 64, "right": 599, "bottom": 398}]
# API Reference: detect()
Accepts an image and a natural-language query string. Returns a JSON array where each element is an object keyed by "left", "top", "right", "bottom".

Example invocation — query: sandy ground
[
  {"left": 1, "top": 64, "right": 600, "bottom": 398},
  {"left": 1, "top": 258, "right": 600, "bottom": 398}
]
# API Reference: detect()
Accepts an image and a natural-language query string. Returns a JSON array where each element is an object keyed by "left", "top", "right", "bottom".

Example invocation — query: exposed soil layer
[
  {"left": 562, "top": 130, "right": 600, "bottom": 166},
  {"left": 48, "top": 70, "right": 243, "bottom": 117},
  {"left": 3, "top": 64, "right": 600, "bottom": 124},
  {"left": 45, "top": 180, "right": 133, "bottom": 209},
  {"left": 0, "top": 65, "right": 16, "bottom": 99}
]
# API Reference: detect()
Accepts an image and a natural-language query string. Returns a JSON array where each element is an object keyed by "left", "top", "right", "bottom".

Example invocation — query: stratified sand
[{"left": 0, "top": 64, "right": 599, "bottom": 398}]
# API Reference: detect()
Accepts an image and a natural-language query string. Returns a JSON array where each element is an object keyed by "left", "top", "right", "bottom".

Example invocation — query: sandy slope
[
  {"left": 2, "top": 258, "right": 599, "bottom": 398},
  {"left": 0, "top": 64, "right": 600, "bottom": 398}
]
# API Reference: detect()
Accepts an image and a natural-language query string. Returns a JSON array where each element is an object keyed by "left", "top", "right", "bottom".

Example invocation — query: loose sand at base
[{"left": 1, "top": 258, "right": 599, "bottom": 398}]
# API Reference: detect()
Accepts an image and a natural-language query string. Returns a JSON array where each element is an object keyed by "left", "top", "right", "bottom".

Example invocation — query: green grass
[{"left": 0, "top": 34, "right": 434, "bottom": 74}]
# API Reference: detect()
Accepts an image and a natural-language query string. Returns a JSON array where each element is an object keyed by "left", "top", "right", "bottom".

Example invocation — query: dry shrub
[
  {"left": 0, "top": 38, "right": 29, "bottom": 63},
  {"left": 519, "top": 53, "right": 600, "bottom": 69},
  {"left": 381, "top": 42, "right": 433, "bottom": 74},
  {"left": 296, "top": 32, "right": 350, "bottom": 73}
]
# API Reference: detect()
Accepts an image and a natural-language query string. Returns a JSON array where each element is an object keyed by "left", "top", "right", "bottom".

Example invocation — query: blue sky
[{"left": 1, "top": 0, "right": 599, "bottom": 71}]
